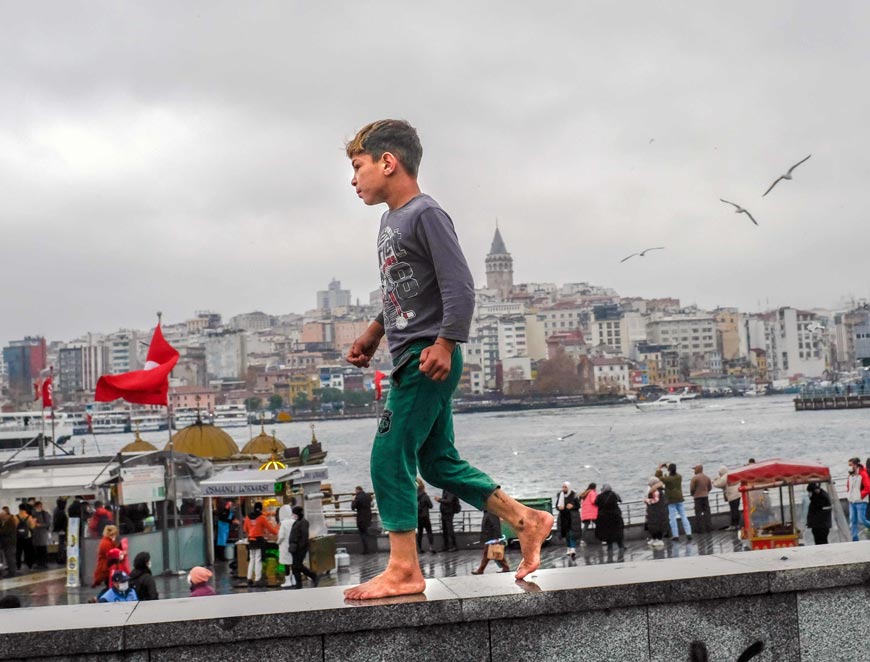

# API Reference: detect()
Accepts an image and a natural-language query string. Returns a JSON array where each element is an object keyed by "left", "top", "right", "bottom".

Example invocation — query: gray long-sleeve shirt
[{"left": 374, "top": 194, "right": 475, "bottom": 360}]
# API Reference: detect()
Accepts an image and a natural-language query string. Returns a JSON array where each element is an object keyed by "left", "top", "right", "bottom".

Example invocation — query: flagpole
[
  {"left": 157, "top": 312, "right": 181, "bottom": 575},
  {"left": 50, "top": 365, "right": 56, "bottom": 456},
  {"left": 39, "top": 377, "right": 46, "bottom": 460}
]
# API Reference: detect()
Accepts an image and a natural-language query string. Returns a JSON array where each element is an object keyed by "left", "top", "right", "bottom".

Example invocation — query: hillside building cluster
[{"left": 3, "top": 228, "right": 870, "bottom": 411}]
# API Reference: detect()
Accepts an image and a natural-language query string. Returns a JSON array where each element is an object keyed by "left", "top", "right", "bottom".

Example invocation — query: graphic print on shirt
[{"left": 377, "top": 226, "right": 419, "bottom": 330}]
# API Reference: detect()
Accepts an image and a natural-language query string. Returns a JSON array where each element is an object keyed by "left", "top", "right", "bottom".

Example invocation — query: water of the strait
[{"left": 33, "top": 395, "right": 869, "bottom": 502}]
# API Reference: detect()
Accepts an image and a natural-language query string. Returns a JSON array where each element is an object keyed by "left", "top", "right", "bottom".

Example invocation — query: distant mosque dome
[
  {"left": 241, "top": 426, "right": 287, "bottom": 455},
  {"left": 167, "top": 419, "right": 239, "bottom": 458},
  {"left": 120, "top": 432, "right": 158, "bottom": 453}
]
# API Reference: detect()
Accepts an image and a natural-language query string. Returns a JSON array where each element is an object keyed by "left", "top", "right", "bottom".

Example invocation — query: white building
[
  {"left": 537, "top": 303, "right": 586, "bottom": 338},
  {"left": 591, "top": 357, "right": 630, "bottom": 394},
  {"left": 229, "top": 311, "right": 275, "bottom": 331},
  {"left": 203, "top": 331, "right": 248, "bottom": 380},
  {"left": 496, "top": 315, "right": 527, "bottom": 359},
  {"left": 106, "top": 330, "right": 142, "bottom": 374},
  {"left": 743, "top": 308, "right": 828, "bottom": 379},
  {"left": 317, "top": 279, "right": 352, "bottom": 312}
]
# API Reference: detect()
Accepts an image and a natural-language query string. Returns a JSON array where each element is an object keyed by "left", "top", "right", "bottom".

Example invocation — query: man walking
[
  {"left": 846, "top": 457, "right": 870, "bottom": 541},
  {"left": 689, "top": 466, "right": 713, "bottom": 533},
  {"left": 31, "top": 502, "right": 51, "bottom": 569},
  {"left": 435, "top": 489, "right": 460, "bottom": 552},
  {"left": 351, "top": 486, "right": 373, "bottom": 554},
  {"left": 657, "top": 463, "right": 693, "bottom": 542}
]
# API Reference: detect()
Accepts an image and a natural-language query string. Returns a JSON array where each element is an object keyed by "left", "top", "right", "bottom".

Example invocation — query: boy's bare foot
[
  {"left": 343, "top": 562, "right": 426, "bottom": 600},
  {"left": 514, "top": 508, "right": 554, "bottom": 580}
]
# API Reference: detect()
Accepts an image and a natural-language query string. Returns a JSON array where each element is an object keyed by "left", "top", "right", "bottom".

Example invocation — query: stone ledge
[{"left": 0, "top": 543, "right": 867, "bottom": 660}]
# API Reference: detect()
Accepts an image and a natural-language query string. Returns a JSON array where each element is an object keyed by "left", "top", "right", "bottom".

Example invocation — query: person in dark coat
[
  {"left": 128, "top": 551, "right": 159, "bottom": 600},
  {"left": 555, "top": 482, "right": 582, "bottom": 559},
  {"left": 288, "top": 506, "right": 318, "bottom": 589},
  {"left": 472, "top": 509, "right": 509, "bottom": 574},
  {"left": 644, "top": 477, "right": 669, "bottom": 548},
  {"left": 15, "top": 504, "right": 34, "bottom": 571},
  {"left": 434, "top": 490, "right": 460, "bottom": 552},
  {"left": 0, "top": 507, "right": 17, "bottom": 578},
  {"left": 806, "top": 482, "right": 832, "bottom": 545},
  {"left": 416, "top": 482, "right": 436, "bottom": 554},
  {"left": 351, "top": 486, "right": 373, "bottom": 554},
  {"left": 594, "top": 484, "right": 625, "bottom": 550},
  {"left": 52, "top": 499, "right": 68, "bottom": 566}
]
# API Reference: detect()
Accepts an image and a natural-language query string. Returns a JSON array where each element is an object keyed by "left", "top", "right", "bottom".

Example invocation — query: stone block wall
[{"left": 1, "top": 543, "right": 868, "bottom": 661}]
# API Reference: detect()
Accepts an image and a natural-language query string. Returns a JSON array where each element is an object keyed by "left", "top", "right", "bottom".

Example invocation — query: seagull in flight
[
  {"left": 762, "top": 154, "right": 812, "bottom": 197},
  {"left": 557, "top": 433, "right": 575, "bottom": 441},
  {"left": 620, "top": 247, "right": 665, "bottom": 263},
  {"left": 720, "top": 199, "right": 758, "bottom": 226}
]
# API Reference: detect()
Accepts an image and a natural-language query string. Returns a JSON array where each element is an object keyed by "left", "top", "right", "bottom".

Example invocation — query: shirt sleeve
[{"left": 416, "top": 207, "right": 475, "bottom": 342}]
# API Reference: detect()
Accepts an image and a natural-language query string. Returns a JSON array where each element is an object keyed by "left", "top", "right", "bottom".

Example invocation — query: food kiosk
[
  {"left": 727, "top": 459, "right": 848, "bottom": 550},
  {"left": 200, "top": 464, "right": 334, "bottom": 584}
]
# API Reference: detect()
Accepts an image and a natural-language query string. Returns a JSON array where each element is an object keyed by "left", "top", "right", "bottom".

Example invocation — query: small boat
[{"left": 635, "top": 390, "right": 700, "bottom": 412}]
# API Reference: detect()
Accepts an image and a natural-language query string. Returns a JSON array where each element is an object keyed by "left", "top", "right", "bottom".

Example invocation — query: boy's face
[{"left": 350, "top": 153, "right": 388, "bottom": 206}]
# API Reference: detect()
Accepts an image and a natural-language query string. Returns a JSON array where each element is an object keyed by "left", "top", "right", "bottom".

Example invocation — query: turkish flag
[
  {"left": 41, "top": 376, "right": 53, "bottom": 408},
  {"left": 95, "top": 324, "right": 179, "bottom": 405},
  {"left": 374, "top": 370, "right": 386, "bottom": 401}
]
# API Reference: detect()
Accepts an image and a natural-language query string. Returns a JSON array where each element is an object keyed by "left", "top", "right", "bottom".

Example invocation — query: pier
[{"left": 793, "top": 392, "right": 870, "bottom": 411}]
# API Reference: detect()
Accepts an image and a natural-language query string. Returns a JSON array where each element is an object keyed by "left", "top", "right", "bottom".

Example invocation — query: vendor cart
[
  {"left": 727, "top": 459, "right": 847, "bottom": 550},
  {"left": 200, "top": 465, "right": 334, "bottom": 583}
]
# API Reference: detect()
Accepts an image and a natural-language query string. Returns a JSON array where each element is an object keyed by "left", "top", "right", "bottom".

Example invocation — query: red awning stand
[{"left": 727, "top": 459, "right": 831, "bottom": 488}]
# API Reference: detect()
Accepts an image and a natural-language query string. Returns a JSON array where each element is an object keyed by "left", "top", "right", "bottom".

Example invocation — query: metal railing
[{"left": 324, "top": 489, "right": 742, "bottom": 533}]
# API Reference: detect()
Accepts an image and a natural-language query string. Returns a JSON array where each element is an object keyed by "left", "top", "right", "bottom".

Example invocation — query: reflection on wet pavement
[{"left": 0, "top": 529, "right": 748, "bottom": 608}]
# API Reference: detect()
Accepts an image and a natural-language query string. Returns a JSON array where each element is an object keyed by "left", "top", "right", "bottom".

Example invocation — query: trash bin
[{"left": 501, "top": 497, "right": 554, "bottom": 544}]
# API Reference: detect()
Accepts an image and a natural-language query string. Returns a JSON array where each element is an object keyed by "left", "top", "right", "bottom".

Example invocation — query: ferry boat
[
  {"left": 73, "top": 410, "right": 131, "bottom": 435},
  {"left": 0, "top": 411, "right": 75, "bottom": 449},
  {"left": 130, "top": 411, "right": 168, "bottom": 432},
  {"left": 213, "top": 404, "right": 249, "bottom": 428},
  {"left": 173, "top": 407, "right": 211, "bottom": 429},
  {"left": 635, "top": 390, "right": 701, "bottom": 412}
]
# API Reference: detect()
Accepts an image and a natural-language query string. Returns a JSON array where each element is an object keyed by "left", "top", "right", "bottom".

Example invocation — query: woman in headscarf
[
  {"left": 593, "top": 484, "right": 625, "bottom": 551},
  {"left": 276, "top": 504, "right": 295, "bottom": 588},
  {"left": 579, "top": 482, "right": 598, "bottom": 544},
  {"left": 644, "top": 477, "right": 669, "bottom": 549},
  {"left": 555, "top": 481, "right": 581, "bottom": 559}
]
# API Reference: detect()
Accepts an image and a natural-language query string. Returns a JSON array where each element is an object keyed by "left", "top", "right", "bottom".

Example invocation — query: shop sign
[{"left": 119, "top": 466, "right": 166, "bottom": 505}]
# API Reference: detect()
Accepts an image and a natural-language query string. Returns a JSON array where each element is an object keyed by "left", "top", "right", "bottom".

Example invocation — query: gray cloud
[{"left": 1, "top": 1, "right": 868, "bottom": 343}]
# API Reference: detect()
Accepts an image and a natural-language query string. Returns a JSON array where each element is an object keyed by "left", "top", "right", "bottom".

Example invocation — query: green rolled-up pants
[{"left": 372, "top": 341, "right": 499, "bottom": 532}]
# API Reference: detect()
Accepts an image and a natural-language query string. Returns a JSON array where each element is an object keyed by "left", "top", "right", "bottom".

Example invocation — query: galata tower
[{"left": 485, "top": 225, "right": 513, "bottom": 299}]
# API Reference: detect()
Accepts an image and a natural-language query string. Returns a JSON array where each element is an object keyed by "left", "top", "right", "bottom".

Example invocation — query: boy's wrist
[{"left": 434, "top": 338, "right": 455, "bottom": 351}]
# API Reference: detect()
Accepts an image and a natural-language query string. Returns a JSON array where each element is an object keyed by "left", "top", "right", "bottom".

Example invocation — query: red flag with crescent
[{"left": 95, "top": 324, "right": 179, "bottom": 406}]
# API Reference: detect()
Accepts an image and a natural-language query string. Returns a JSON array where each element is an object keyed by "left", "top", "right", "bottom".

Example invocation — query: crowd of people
[{"left": 1, "top": 454, "right": 868, "bottom": 605}]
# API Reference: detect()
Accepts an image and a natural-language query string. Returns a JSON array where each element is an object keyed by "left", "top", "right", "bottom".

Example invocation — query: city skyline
[{"left": 2, "top": 3, "right": 869, "bottom": 343}]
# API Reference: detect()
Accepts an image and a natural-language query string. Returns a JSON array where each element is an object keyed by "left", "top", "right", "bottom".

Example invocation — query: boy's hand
[
  {"left": 419, "top": 339, "right": 454, "bottom": 381},
  {"left": 347, "top": 324, "right": 384, "bottom": 367}
]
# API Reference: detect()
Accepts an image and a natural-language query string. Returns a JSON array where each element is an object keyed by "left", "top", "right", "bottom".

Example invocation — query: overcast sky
[{"left": 2, "top": 2, "right": 868, "bottom": 345}]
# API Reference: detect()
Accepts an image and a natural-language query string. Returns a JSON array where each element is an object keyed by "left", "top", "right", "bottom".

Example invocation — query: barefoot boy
[{"left": 344, "top": 119, "right": 553, "bottom": 600}]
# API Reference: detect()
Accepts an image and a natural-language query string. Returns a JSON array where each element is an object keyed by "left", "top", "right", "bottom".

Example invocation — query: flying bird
[
  {"left": 557, "top": 433, "right": 576, "bottom": 441},
  {"left": 620, "top": 247, "right": 665, "bottom": 263},
  {"left": 762, "top": 154, "right": 812, "bottom": 197},
  {"left": 720, "top": 199, "right": 758, "bottom": 226}
]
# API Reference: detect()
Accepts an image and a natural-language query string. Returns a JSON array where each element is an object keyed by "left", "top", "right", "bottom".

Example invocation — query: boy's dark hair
[
  {"left": 668, "top": 463, "right": 677, "bottom": 475},
  {"left": 345, "top": 119, "right": 423, "bottom": 177}
]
